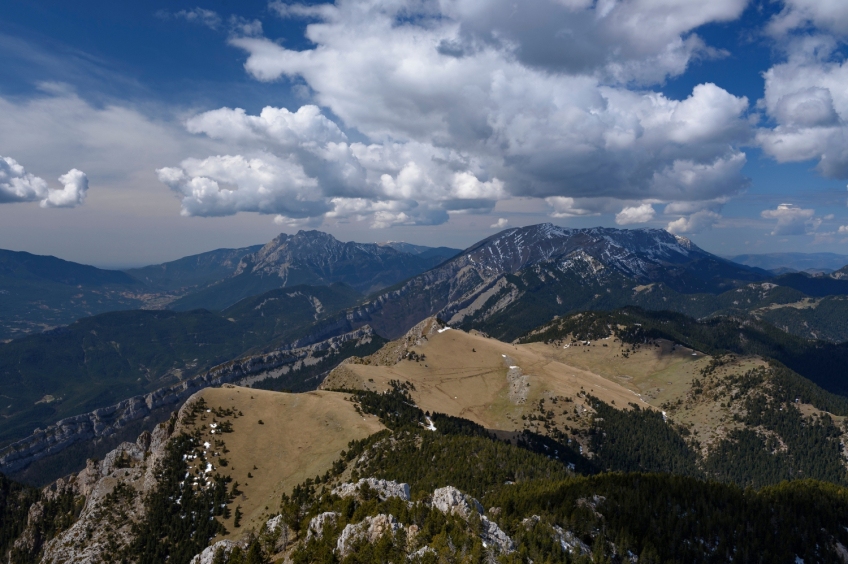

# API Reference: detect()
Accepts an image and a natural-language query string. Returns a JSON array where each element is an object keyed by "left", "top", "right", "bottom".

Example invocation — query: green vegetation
[
  {"left": 489, "top": 475, "right": 848, "bottom": 563},
  {"left": 759, "top": 295, "right": 848, "bottom": 342},
  {"left": 126, "top": 433, "right": 233, "bottom": 564},
  {"left": 0, "top": 472, "right": 83, "bottom": 563},
  {"left": 588, "top": 400, "right": 700, "bottom": 477},
  {"left": 223, "top": 407, "right": 848, "bottom": 564},
  {"left": 773, "top": 272, "right": 848, "bottom": 297}
]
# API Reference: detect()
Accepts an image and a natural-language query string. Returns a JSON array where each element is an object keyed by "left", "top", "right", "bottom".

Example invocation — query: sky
[{"left": 2, "top": 0, "right": 848, "bottom": 267}]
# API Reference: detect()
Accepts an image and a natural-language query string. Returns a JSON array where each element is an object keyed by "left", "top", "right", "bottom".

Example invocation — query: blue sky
[{"left": 1, "top": 0, "right": 848, "bottom": 266}]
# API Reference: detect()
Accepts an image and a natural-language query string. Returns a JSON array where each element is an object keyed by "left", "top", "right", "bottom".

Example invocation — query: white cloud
[
  {"left": 41, "top": 169, "right": 88, "bottom": 208},
  {"left": 838, "top": 225, "right": 848, "bottom": 235},
  {"left": 666, "top": 210, "right": 721, "bottom": 235},
  {"left": 761, "top": 203, "right": 818, "bottom": 235},
  {"left": 490, "top": 217, "right": 508, "bottom": 229},
  {"left": 195, "top": 0, "right": 755, "bottom": 227},
  {"left": 157, "top": 154, "right": 327, "bottom": 218},
  {"left": 757, "top": 4, "right": 848, "bottom": 180},
  {"left": 0, "top": 156, "right": 87, "bottom": 208},
  {"left": 186, "top": 105, "right": 347, "bottom": 147},
  {"left": 615, "top": 203, "right": 655, "bottom": 225},
  {"left": 545, "top": 197, "right": 601, "bottom": 218},
  {"left": 767, "top": 0, "right": 848, "bottom": 38},
  {"left": 163, "top": 103, "right": 508, "bottom": 225},
  {"left": 0, "top": 156, "right": 48, "bottom": 204}
]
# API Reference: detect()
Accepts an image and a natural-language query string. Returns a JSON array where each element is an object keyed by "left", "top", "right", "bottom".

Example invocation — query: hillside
[
  {"left": 0, "top": 284, "right": 365, "bottom": 449},
  {"left": 6, "top": 376, "right": 848, "bottom": 563},
  {"left": 324, "top": 316, "right": 848, "bottom": 488},
  {"left": 0, "top": 249, "right": 146, "bottom": 340},
  {"left": 124, "top": 245, "right": 263, "bottom": 292},
  {"left": 175, "top": 387, "right": 385, "bottom": 536}
]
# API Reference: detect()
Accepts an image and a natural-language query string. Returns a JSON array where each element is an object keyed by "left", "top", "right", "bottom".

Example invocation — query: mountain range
[
  {"left": 730, "top": 251, "right": 848, "bottom": 273},
  {"left": 5, "top": 224, "right": 848, "bottom": 562},
  {"left": 168, "top": 230, "right": 459, "bottom": 311},
  {"left": 0, "top": 236, "right": 460, "bottom": 340},
  {"left": 6, "top": 224, "right": 848, "bottom": 466}
]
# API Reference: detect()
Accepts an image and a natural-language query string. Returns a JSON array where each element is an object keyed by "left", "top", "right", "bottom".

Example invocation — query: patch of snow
[
  {"left": 437, "top": 326, "right": 452, "bottom": 333},
  {"left": 423, "top": 416, "right": 437, "bottom": 432}
]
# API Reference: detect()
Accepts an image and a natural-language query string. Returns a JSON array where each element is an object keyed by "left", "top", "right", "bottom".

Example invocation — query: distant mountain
[
  {"left": 124, "top": 245, "right": 263, "bottom": 292},
  {"left": 0, "top": 250, "right": 143, "bottom": 340},
  {"left": 317, "top": 224, "right": 770, "bottom": 340},
  {"left": 380, "top": 241, "right": 461, "bottom": 262},
  {"left": 170, "top": 231, "right": 450, "bottom": 311},
  {"left": 730, "top": 252, "right": 848, "bottom": 273},
  {"left": 771, "top": 271, "right": 848, "bottom": 297}
]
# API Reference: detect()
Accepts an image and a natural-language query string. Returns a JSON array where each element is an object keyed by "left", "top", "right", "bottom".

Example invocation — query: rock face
[
  {"left": 307, "top": 511, "right": 341, "bottom": 540},
  {"left": 336, "top": 514, "right": 402, "bottom": 557},
  {"left": 431, "top": 486, "right": 484, "bottom": 519},
  {"left": 0, "top": 326, "right": 376, "bottom": 476},
  {"left": 481, "top": 516, "right": 515, "bottom": 553},
  {"left": 37, "top": 422, "right": 174, "bottom": 564},
  {"left": 332, "top": 478, "right": 411, "bottom": 501}
]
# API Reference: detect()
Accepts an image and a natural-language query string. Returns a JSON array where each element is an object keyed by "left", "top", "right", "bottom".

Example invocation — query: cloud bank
[{"left": 155, "top": 0, "right": 757, "bottom": 229}]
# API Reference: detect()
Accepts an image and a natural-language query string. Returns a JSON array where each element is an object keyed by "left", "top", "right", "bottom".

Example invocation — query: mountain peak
[{"left": 456, "top": 223, "right": 707, "bottom": 280}]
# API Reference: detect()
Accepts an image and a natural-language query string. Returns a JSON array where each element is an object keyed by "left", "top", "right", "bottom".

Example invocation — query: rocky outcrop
[
  {"left": 336, "top": 514, "right": 402, "bottom": 557},
  {"left": 331, "top": 478, "right": 411, "bottom": 501},
  {"left": 307, "top": 511, "right": 341, "bottom": 540},
  {"left": 36, "top": 422, "right": 174, "bottom": 564},
  {"left": 481, "top": 516, "right": 514, "bottom": 553},
  {"left": 431, "top": 486, "right": 483, "bottom": 519},
  {"left": 189, "top": 540, "right": 244, "bottom": 564},
  {"left": 0, "top": 326, "right": 376, "bottom": 476}
]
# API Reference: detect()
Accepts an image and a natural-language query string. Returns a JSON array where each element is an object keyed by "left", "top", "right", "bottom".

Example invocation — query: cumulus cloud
[
  {"left": 157, "top": 153, "right": 327, "bottom": 218},
  {"left": 756, "top": 48, "right": 848, "bottom": 178},
  {"left": 41, "top": 169, "right": 88, "bottom": 208},
  {"left": 761, "top": 204, "right": 818, "bottom": 236},
  {"left": 0, "top": 156, "right": 87, "bottom": 208},
  {"left": 162, "top": 102, "right": 509, "bottom": 224},
  {"left": 615, "top": 203, "right": 655, "bottom": 225},
  {"left": 490, "top": 217, "right": 508, "bottom": 229},
  {"left": 839, "top": 225, "right": 848, "bottom": 235},
  {"left": 757, "top": 2, "right": 848, "bottom": 180},
  {"left": 172, "top": 0, "right": 757, "bottom": 227},
  {"left": 666, "top": 210, "right": 721, "bottom": 234}
]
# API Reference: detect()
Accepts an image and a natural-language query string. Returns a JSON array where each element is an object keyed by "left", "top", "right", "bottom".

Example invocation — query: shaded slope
[
  {"left": 125, "top": 245, "right": 263, "bottom": 292},
  {"left": 0, "top": 284, "right": 363, "bottom": 448},
  {"left": 0, "top": 249, "right": 144, "bottom": 340}
]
